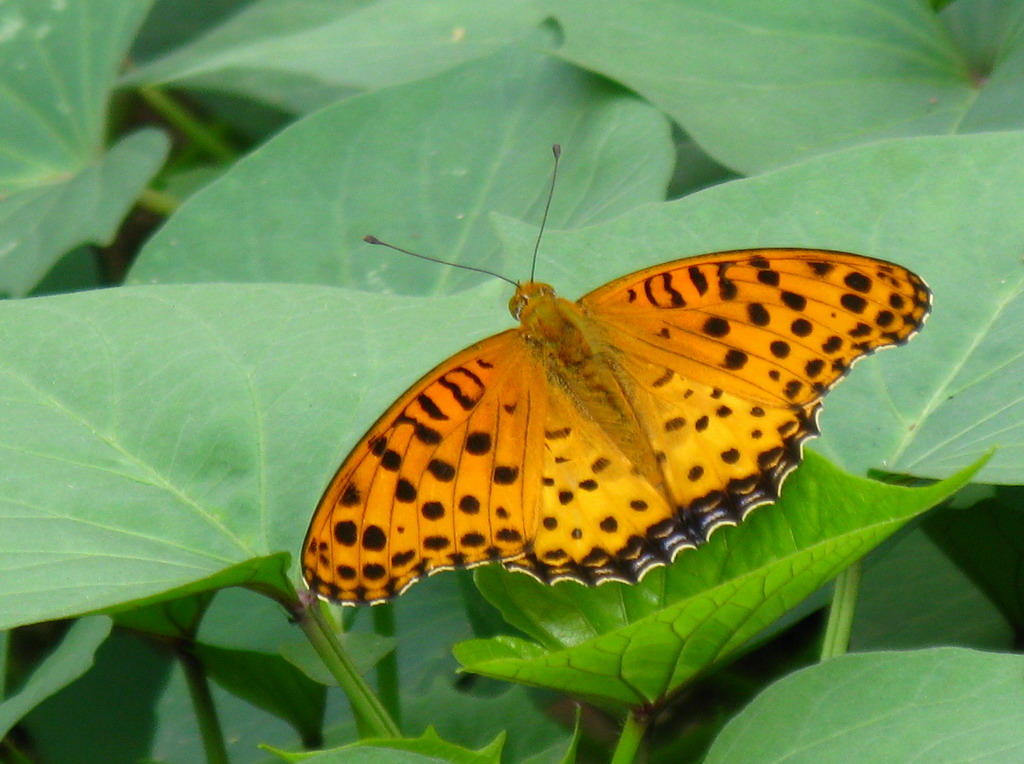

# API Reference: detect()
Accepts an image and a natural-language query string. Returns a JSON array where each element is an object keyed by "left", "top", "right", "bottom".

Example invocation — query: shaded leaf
[
  {"left": 852, "top": 527, "right": 1012, "bottom": 650},
  {"left": 925, "top": 487, "right": 1024, "bottom": 630},
  {"left": 0, "top": 616, "right": 112, "bottom": 738},
  {"left": 113, "top": 591, "right": 214, "bottom": 639},
  {"left": 197, "top": 643, "right": 326, "bottom": 744},
  {"left": 20, "top": 629, "right": 174, "bottom": 764}
]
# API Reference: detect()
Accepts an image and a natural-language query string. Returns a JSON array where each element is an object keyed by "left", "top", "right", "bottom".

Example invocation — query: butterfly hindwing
[
  {"left": 303, "top": 331, "right": 545, "bottom": 603},
  {"left": 507, "top": 386, "right": 678, "bottom": 585},
  {"left": 620, "top": 355, "right": 820, "bottom": 544},
  {"left": 510, "top": 357, "right": 821, "bottom": 587}
]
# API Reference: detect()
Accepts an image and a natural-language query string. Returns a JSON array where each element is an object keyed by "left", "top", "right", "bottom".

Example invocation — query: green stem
[
  {"left": 820, "top": 561, "right": 862, "bottom": 661},
  {"left": 179, "top": 646, "right": 229, "bottom": 764},
  {"left": 137, "top": 186, "right": 181, "bottom": 216},
  {"left": 137, "top": 85, "right": 236, "bottom": 163},
  {"left": 299, "top": 600, "right": 400, "bottom": 738},
  {"left": 609, "top": 709, "right": 649, "bottom": 764},
  {"left": 371, "top": 603, "right": 401, "bottom": 727}
]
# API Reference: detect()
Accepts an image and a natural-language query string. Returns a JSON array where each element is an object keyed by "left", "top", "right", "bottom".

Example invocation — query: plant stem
[
  {"left": 820, "top": 560, "right": 862, "bottom": 661},
  {"left": 179, "top": 646, "right": 229, "bottom": 764},
  {"left": 610, "top": 708, "right": 649, "bottom": 764},
  {"left": 371, "top": 603, "right": 401, "bottom": 727},
  {"left": 299, "top": 600, "right": 400, "bottom": 738},
  {"left": 137, "top": 186, "right": 181, "bottom": 216},
  {"left": 138, "top": 85, "right": 236, "bottom": 163}
]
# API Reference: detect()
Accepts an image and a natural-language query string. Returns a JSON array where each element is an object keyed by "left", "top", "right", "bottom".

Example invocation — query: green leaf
[
  {"left": 0, "top": 283, "right": 367, "bottom": 630},
  {"left": 0, "top": 616, "right": 112, "bottom": 738},
  {"left": 551, "top": 0, "right": 1011, "bottom": 172},
  {"left": 851, "top": 526, "right": 1013, "bottom": 650},
  {"left": 301, "top": 727, "right": 504, "bottom": 764},
  {"left": 704, "top": 648, "right": 1024, "bottom": 763},
  {"left": 1, "top": 127, "right": 168, "bottom": 297},
  {"left": 454, "top": 453, "right": 978, "bottom": 706},
  {"left": 925, "top": 486, "right": 1024, "bottom": 630},
  {"left": 197, "top": 643, "right": 326, "bottom": 744},
  {"left": 0, "top": 0, "right": 150, "bottom": 179},
  {"left": 127, "top": 44, "right": 673, "bottom": 292},
  {"left": 124, "top": 0, "right": 547, "bottom": 112},
  {"left": 0, "top": 0, "right": 167, "bottom": 295},
  {"left": 20, "top": 628, "right": 175, "bottom": 764}
]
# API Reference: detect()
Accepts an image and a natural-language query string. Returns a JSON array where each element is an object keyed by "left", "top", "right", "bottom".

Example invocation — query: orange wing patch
[
  {"left": 585, "top": 249, "right": 930, "bottom": 406},
  {"left": 303, "top": 333, "right": 545, "bottom": 602}
]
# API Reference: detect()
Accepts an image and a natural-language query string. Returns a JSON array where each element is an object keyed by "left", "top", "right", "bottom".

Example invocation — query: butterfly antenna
[
  {"left": 530, "top": 143, "right": 561, "bottom": 283},
  {"left": 363, "top": 235, "right": 518, "bottom": 288}
]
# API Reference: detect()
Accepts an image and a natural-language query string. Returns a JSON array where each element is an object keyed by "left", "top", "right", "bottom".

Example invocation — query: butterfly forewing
[
  {"left": 583, "top": 249, "right": 931, "bottom": 407},
  {"left": 303, "top": 332, "right": 545, "bottom": 603}
]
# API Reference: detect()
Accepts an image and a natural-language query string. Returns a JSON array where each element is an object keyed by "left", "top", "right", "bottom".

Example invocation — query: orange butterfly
[{"left": 303, "top": 239, "right": 930, "bottom": 604}]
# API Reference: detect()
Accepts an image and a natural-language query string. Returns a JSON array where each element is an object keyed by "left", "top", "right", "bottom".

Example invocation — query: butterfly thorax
[
  {"left": 511, "top": 280, "right": 665, "bottom": 488},
  {"left": 512, "top": 281, "right": 595, "bottom": 365}
]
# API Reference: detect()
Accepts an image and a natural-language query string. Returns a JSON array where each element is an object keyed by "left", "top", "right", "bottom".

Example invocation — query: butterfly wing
[
  {"left": 508, "top": 365, "right": 823, "bottom": 586},
  {"left": 524, "top": 248, "right": 932, "bottom": 568},
  {"left": 580, "top": 249, "right": 931, "bottom": 407},
  {"left": 303, "top": 331, "right": 546, "bottom": 604},
  {"left": 306, "top": 249, "right": 932, "bottom": 599},
  {"left": 506, "top": 384, "right": 680, "bottom": 585}
]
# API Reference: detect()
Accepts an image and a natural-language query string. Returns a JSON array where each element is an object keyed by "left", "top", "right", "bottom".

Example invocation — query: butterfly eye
[
  {"left": 509, "top": 283, "right": 557, "bottom": 320},
  {"left": 508, "top": 292, "right": 527, "bottom": 320}
]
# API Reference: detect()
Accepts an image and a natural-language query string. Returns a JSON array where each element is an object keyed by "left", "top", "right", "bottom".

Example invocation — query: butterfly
[{"left": 302, "top": 245, "right": 931, "bottom": 604}]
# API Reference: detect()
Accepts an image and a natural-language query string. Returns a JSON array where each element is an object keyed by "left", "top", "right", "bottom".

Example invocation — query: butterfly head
[{"left": 509, "top": 281, "right": 556, "bottom": 320}]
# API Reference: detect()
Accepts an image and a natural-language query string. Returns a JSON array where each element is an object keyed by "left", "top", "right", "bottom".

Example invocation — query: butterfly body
[
  {"left": 304, "top": 249, "right": 930, "bottom": 604},
  {"left": 516, "top": 282, "right": 662, "bottom": 488}
]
